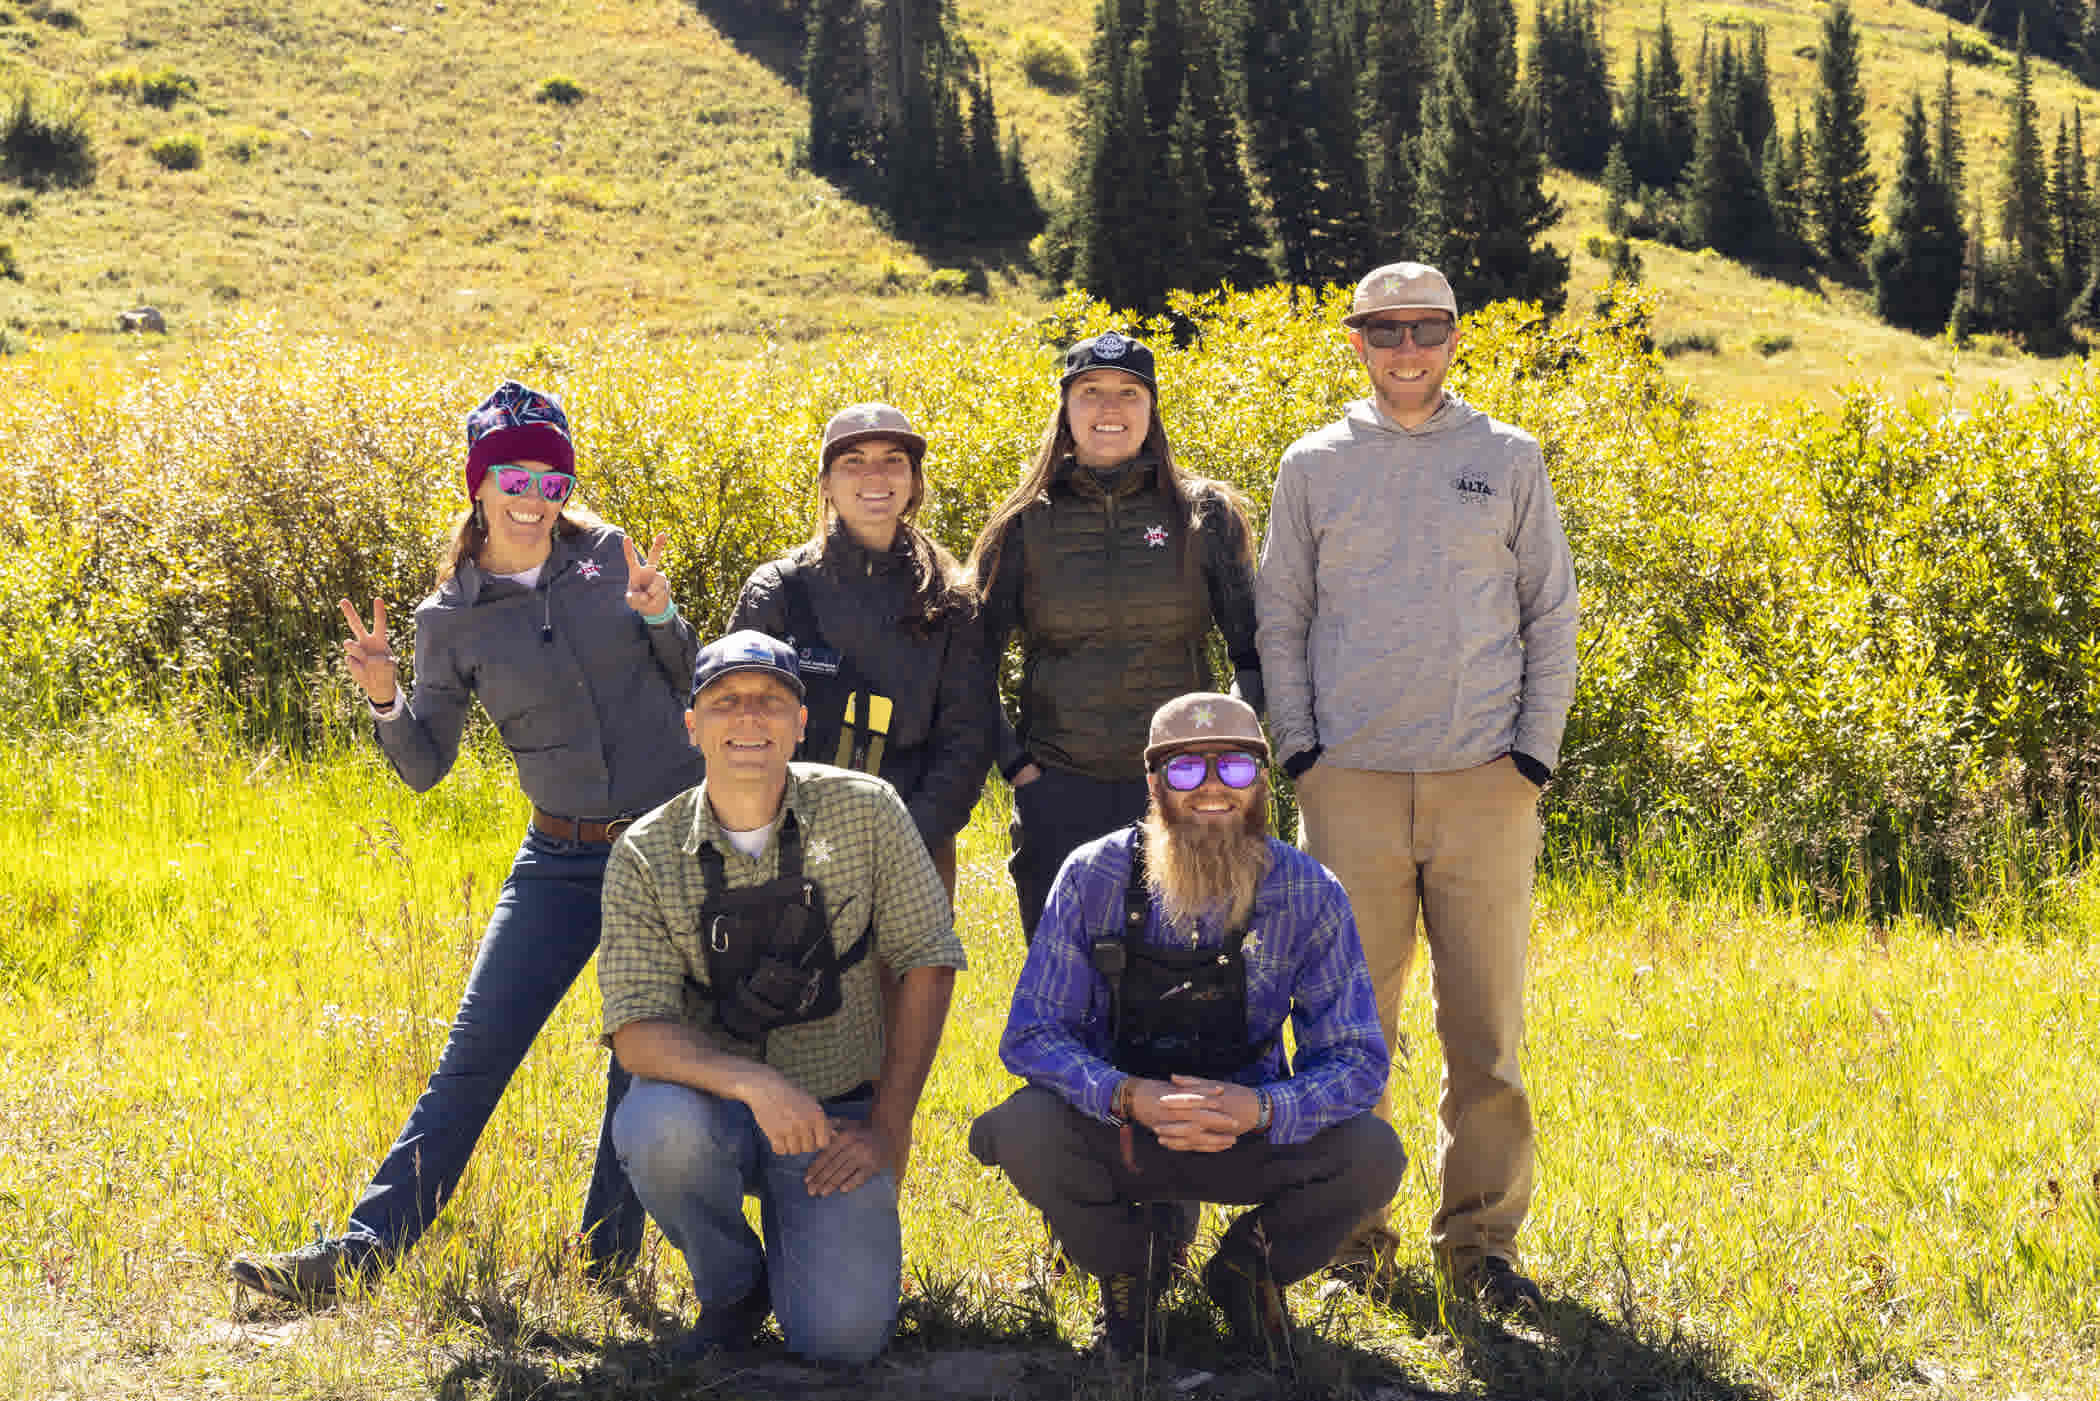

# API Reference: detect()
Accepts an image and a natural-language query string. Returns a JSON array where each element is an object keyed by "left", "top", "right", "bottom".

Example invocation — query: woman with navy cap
[
  {"left": 729, "top": 403, "right": 990, "bottom": 899},
  {"left": 229, "top": 381, "right": 703, "bottom": 1304},
  {"left": 968, "top": 334, "right": 1262, "bottom": 941}
]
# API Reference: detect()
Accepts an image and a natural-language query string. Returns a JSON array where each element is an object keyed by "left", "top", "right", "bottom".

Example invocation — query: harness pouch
[
  {"left": 689, "top": 812, "right": 868, "bottom": 1049},
  {"left": 1091, "top": 825, "right": 1272, "bottom": 1082}
]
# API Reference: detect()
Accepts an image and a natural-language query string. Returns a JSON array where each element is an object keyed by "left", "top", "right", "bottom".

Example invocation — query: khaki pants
[{"left": 1295, "top": 757, "right": 1539, "bottom": 1266}]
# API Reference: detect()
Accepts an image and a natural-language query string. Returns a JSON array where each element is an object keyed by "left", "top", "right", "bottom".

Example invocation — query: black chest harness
[
  {"left": 688, "top": 811, "right": 871, "bottom": 1047},
  {"left": 1089, "top": 826, "right": 1276, "bottom": 1081},
  {"left": 778, "top": 563, "right": 894, "bottom": 775}
]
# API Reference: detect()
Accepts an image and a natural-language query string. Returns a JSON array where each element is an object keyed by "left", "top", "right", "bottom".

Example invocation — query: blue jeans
[
  {"left": 614, "top": 1078, "right": 902, "bottom": 1366},
  {"left": 343, "top": 827, "right": 645, "bottom": 1268}
]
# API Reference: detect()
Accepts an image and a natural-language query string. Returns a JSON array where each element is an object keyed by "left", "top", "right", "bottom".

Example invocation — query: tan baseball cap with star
[
  {"left": 1342, "top": 261, "right": 1459, "bottom": 325},
  {"left": 1144, "top": 692, "right": 1269, "bottom": 768}
]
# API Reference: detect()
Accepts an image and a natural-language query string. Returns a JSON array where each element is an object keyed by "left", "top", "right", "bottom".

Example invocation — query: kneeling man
[
  {"left": 598, "top": 631, "right": 965, "bottom": 1365},
  {"left": 970, "top": 693, "right": 1403, "bottom": 1362}
]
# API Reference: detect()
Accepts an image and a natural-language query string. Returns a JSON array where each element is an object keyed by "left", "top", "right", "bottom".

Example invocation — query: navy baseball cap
[
  {"left": 691, "top": 630, "right": 805, "bottom": 702},
  {"left": 1059, "top": 331, "right": 1156, "bottom": 390}
]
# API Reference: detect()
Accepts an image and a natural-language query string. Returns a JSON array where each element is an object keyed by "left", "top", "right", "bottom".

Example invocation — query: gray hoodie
[{"left": 1255, "top": 392, "right": 1578, "bottom": 774}]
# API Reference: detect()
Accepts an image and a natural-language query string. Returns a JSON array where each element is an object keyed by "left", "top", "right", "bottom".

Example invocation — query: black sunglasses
[{"left": 1360, "top": 317, "right": 1454, "bottom": 350}]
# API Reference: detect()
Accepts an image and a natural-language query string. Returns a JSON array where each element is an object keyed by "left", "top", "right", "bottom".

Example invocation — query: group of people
[{"left": 228, "top": 260, "right": 1580, "bottom": 1368}]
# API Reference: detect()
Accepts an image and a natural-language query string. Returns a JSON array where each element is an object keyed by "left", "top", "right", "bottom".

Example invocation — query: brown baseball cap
[
  {"left": 1342, "top": 261, "right": 1459, "bottom": 326},
  {"left": 1144, "top": 692, "right": 1269, "bottom": 768},
  {"left": 820, "top": 403, "right": 927, "bottom": 469}
]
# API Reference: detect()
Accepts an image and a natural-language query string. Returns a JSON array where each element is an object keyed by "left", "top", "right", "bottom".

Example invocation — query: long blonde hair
[{"left": 966, "top": 394, "right": 1245, "bottom": 593}]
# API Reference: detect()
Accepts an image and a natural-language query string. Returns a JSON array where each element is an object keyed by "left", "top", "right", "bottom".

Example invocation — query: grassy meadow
[{"left": 2, "top": 722, "right": 2096, "bottom": 1400}]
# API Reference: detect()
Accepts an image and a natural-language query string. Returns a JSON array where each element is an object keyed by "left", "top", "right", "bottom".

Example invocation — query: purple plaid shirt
[{"left": 999, "top": 827, "right": 1388, "bottom": 1146}]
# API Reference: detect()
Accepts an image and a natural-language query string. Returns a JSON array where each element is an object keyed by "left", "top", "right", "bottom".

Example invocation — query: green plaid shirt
[{"left": 599, "top": 764, "right": 966, "bottom": 1101}]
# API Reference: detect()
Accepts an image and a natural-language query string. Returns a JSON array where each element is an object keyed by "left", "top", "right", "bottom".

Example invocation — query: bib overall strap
[{"left": 697, "top": 809, "right": 804, "bottom": 902}]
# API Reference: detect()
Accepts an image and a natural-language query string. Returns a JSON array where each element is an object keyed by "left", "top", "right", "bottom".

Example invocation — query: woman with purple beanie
[{"left": 229, "top": 381, "right": 703, "bottom": 1303}]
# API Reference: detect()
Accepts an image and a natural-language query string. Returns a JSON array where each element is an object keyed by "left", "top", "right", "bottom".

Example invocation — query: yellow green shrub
[{"left": 7, "top": 288, "right": 2100, "bottom": 911}]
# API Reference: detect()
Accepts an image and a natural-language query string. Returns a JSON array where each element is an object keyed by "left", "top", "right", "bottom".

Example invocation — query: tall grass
[{"left": 0, "top": 725, "right": 2094, "bottom": 1398}]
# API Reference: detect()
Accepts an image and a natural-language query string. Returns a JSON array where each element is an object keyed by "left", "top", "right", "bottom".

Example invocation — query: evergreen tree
[
  {"left": 1686, "top": 36, "right": 1772, "bottom": 257},
  {"left": 1136, "top": 0, "right": 1187, "bottom": 135},
  {"left": 1998, "top": 26, "right": 2060, "bottom": 336},
  {"left": 1181, "top": 0, "right": 1269, "bottom": 288},
  {"left": 1870, "top": 93, "right": 1966, "bottom": 333},
  {"left": 1810, "top": 0, "right": 1877, "bottom": 265},
  {"left": 2000, "top": 30, "right": 2051, "bottom": 269},
  {"left": 1631, "top": 5, "right": 1696, "bottom": 190},
  {"left": 1934, "top": 38, "right": 1965, "bottom": 198},
  {"left": 1621, "top": 45, "right": 1653, "bottom": 180},
  {"left": 1735, "top": 25, "right": 1776, "bottom": 159},
  {"left": 1527, "top": 0, "right": 1614, "bottom": 173},
  {"left": 1413, "top": 0, "right": 1570, "bottom": 311},
  {"left": 1603, "top": 141, "right": 1635, "bottom": 234},
  {"left": 1001, "top": 129, "right": 1045, "bottom": 239},
  {"left": 1074, "top": 0, "right": 1165, "bottom": 308},
  {"left": 1239, "top": 0, "right": 1373, "bottom": 286},
  {"left": 1763, "top": 118, "right": 1808, "bottom": 262},
  {"left": 803, "top": 0, "right": 867, "bottom": 174},
  {"left": 1363, "top": 0, "right": 1433, "bottom": 242}
]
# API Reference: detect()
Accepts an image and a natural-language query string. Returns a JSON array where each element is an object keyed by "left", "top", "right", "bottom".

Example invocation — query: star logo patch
[
  {"left": 806, "top": 837, "right": 833, "bottom": 867},
  {"left": 1144, "top": 524, "right": 1169, "bottom": 548},
  {"left": 854, "top": 407, "right": 885, "bottom": 428},
  {"left": 577, "top": 560, "right": 602, "bottom": 581},
  {"left": 1192, "top": 703, "right": 1216, "bottom": 729}
]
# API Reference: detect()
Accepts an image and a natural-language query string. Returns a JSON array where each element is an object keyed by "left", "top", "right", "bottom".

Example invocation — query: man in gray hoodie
[{"left": 1254, "top": 261, "right": 1578, "bottom": 1313}]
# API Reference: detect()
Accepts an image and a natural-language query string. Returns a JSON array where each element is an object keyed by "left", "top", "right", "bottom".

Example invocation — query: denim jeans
[
  {"left": 343, "top": 826, "right": 646, "bottom": 1268},
  {"left": 1007, "top": 765, "right": 1151, "bottom": 941},
  {"left": 614, "top": 1077, "right": 902, "bottom": 1366}
]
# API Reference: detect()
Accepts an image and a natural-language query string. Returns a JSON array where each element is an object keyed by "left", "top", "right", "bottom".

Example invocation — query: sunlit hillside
[{"left": 0, "top": 0, "right": 2093, "bottom": 401}]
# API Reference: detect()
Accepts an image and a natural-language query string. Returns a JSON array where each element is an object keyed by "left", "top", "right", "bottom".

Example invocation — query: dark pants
[
  {"left": 1008, "top": 766, "right": 1150, "bottom": 940},
  {"left": 968, "top": 1087, "right": 1406, "bottom": 1285},
  {"left": 343, "top": 827, "right": 646, "bottom": 1268}
]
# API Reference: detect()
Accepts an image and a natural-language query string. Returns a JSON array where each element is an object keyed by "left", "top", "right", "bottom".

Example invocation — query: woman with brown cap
[
  {"left": 229, "top": 380, "right": 702, "bottom": 1305},
  {"left": 969, "top": 334, "right": 1262, "bottom": 941},
  {"left": 730, "top": 403, "right": 991, "bottom": 896}
]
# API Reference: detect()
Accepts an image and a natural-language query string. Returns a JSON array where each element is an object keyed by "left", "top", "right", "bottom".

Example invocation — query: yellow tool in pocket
[{"left": 833, "top": 692, "right": 895, "bottom": 774}]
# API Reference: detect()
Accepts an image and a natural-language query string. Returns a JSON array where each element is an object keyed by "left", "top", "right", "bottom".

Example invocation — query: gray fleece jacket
[{"left": 1255, "top": 391, "right": 1578, "bottom": 775}]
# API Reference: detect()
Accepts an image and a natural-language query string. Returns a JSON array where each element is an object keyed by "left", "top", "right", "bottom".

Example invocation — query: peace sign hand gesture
[
  {"left": 338, "top": 597, "right": 399, "bottom": 705},
  {"left": 623, "top": 532, "right": 673, "bottom": 620}
]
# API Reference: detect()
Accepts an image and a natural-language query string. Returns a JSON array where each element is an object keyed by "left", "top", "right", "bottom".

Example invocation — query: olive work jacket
[{"left": 980, "top": 455, "right": 1261, "bottom": 783}]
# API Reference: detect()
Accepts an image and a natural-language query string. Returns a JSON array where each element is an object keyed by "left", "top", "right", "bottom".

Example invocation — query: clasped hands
[{"left": 1126, "top": 1073, "right": 1263, "bottom": 1153}]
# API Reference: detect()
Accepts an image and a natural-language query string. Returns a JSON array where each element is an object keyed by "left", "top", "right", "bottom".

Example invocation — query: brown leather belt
[{"left": 530, "top": 807, "right": 636, "bottom": 845}]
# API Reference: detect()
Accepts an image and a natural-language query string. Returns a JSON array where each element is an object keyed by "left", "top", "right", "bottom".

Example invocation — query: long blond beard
[{"left": 1140, "top": 782, "right": 1272, "bottom": 937}]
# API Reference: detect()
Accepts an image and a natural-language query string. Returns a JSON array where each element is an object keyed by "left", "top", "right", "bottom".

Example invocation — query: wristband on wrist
[
  {"left": 1001, "top": 752, "right": 1036, "bottom": 783},
  {"left": 1111, "top": 1077, "right": 1136, "bottom": 1124},
  {"left": 1253, "top": 1087, "right": 1273, "bottom": 1134},
  {"left": 641, "top": 599, "right": 678, "bottom": 626}
]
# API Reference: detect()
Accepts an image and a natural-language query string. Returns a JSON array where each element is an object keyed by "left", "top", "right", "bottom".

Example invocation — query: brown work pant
[{"left": 1295, "top": 757, "right": 1539, "bottom": 1266}]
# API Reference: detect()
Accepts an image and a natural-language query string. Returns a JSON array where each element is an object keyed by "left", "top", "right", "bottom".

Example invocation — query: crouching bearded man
[
  {"left": 597, "top": 631, "right": 966, "bottom": 1365},
  {"left": 969, "top": 692, "right": 1403, "bottom": 1363}
]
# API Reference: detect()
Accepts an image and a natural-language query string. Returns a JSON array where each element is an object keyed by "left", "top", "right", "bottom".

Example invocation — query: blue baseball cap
[{"left": 691, "top": 630, "right": 805, "bottom": 703}]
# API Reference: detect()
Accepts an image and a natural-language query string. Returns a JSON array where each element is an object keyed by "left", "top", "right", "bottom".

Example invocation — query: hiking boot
[
  {"left": 1201, "top": 1235, "right": 1294, "bottom": 1369},
  {"left": 1465, "top": 1255, "right": 1545, "bottom": 1316},
  {"left": 671, "top": 1271, "right": 771, "bottom": 1361},
  {"left": 227, "top": 1237, "right": 380, "bottom": 1307},
  {"left": 1094, "top": 1271, "right": 1157, "bottom": 1363},
  {"left": 1326, "top": 1222, "right": 1404, "bottom": 1290}
]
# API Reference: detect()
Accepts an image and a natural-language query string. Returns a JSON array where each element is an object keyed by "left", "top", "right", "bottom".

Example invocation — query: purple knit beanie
[{"left": 464, "top": 381, "right": 574, "bottom": 498}]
